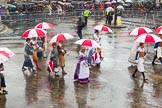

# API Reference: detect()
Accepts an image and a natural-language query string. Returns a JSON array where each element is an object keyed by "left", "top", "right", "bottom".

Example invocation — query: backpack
[{"left": 81, "top": 21, "right": 85, "bottom": 28}]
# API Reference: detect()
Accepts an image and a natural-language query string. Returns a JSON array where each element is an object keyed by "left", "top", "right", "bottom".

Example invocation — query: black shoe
[
  {"left": 3, "top": 90, "right": 8, "bottom": 94},
  {"left": 152, "top": 62, "right": 157, "bottom": 65},
  {"left": 22, "top": 68, "right": 27, "bottom": 71},
  {"left": 132, "top": 75, "right": 136, "bottom": 78},
  {"left": 62, "top": 72, "right": 67, "bottom": 74},
  {"left": 37, "top": 68, "right": 42, "bottom": 71}
]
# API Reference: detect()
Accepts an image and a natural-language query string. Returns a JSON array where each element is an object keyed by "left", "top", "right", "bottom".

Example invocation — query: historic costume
[
  {"left": 93, "top": 30, "right": 103, "bottom": 59},
  {"left": 22, "top": 39, "right": 36, "bottom": 73},
  {"left": 74, "top": 50, "right": 90, "bottom": 83},
  {"left": 57, "top": 42, "right": 66, "bottom": 73},
  {"left": 132, "top": 43, "right": 147, "bottom": 81}
]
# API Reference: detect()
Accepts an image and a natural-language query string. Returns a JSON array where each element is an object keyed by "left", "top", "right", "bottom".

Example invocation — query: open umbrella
[
  {"left": 50, "top": 33, "right": 74, "bottom": 43},
  {"left": 8, "top": 4, "right": 16, "bottom": 8},
  {"left": 93, "top": 25, "right": 113, "bottom": 33},
  {"left": 0, "top": 48, "right": 15, "bottom": 63},
  {"left": 117, "top": 5, "right": 124, "bottom": 10},
  {"left": 125, "top": 0, "right": 133, "bottom": 3},
  {"left": 155, "top": 26, "right": 162, "bottom": 34},
  {"left": 134, "top": 33, "right": 162, "bottom": 43},
  {"left": 75, "top": 39, "right": 101, "bottom": 48},
  {"left": 22, "top": 28, "right": 47, "bottom": 39},
  {"left": 35, "top": 22, "right": 55, "bottom": 30},
  {"left": 129, "top": 27, "right": 153, "bottom": 36},
  {"left": 105, "top": 2, "right": 112, "bottom": 5},
  {"left": 106, "top": 7, "right": 114, "bottom": 11}
]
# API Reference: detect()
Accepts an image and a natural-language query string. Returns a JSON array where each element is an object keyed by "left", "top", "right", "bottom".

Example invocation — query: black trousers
[
  {"left": 1, "top": 77, "right": 6, "bottom": 87},
  {"left": 84, "top": 16, "right": 88, "bottom": 26}
]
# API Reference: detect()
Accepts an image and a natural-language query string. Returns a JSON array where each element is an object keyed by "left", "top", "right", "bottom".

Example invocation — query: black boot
[
  {"left": 152, "top": 56, "right": 157, "bottom": 65},
  {"left": 132, "top": 68, "right": 138, "bottom": 78}
]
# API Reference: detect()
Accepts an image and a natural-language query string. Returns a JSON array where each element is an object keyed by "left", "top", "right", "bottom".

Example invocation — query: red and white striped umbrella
[
  {"left": 22, "top": 28, "right": 47, "bottom": 39},
  {"left": 93, "top": 25, "right": 113, "bottom": 33},
  {"left": 0, "top": 48, "right": 15, "bottom": 63},
  {"left": 129, "top": 27, "right": 153, "bottom": 36},
  {"left": 155, "top": 26, "right": 162, "bottom": 34},
  {"left": 75, "top": 39, "right": 101, "bottom": 48},
  {"left": 35, "top": 22, "right": 55, "bottom": 30},
  {"left": 134, "top": 33, "right": 162, "bottom": 43},
  {"left": 50, "top": 33, "right": 74, "bottom": 43}
]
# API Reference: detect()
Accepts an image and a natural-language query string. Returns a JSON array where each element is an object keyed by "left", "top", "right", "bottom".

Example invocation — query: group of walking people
[{"left": 22, "top": 37, "right": 45, "bottom": 73}]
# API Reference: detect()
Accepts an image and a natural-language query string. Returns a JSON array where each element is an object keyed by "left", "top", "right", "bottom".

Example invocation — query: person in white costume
[{"left": 132, "top": 43, "right": 147, "bottom": 81}]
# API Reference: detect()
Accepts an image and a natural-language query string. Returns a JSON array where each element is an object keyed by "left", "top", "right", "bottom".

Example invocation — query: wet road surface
[{"left": 0, "top": 20, "right": 162, "bottom": 108}]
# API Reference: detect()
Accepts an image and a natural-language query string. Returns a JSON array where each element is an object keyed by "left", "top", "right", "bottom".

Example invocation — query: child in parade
[
  {"left": 93, "top": 30, "right": 103, "bottom": 60},
  {"left": 0, "top": 63, "right": 8, "bottom": 94},
  {"left": 57, "top": 41, "right": 67, "bottom": 74},
  {"left": 132, "top": 43, "right": 147, "bottom": 82},
  {"left": 74, "top": 47, "right": 90, "bottom": 83},
  {"left": 152, "top": 34, "right": 162, "bottom": 65},
  {"left": 49, "top": 42, "right": 59, "bottom": 74},
  {"left": 22, "top": 38, "right": 36, "bottom": 73},
  {"left": 31, "top": 37, "right": 41, "bottom": 71}
]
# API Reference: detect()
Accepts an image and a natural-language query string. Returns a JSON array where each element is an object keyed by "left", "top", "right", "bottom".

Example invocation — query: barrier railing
[{"left": 0, "top": 10, "right": 162, "bottom": 28}]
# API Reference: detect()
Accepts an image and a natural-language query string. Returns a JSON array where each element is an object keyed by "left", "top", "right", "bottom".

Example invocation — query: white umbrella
[
  {"left": 117, "top": 5, "right": 124, "bottom": 10},
  {"left": 125, "top": 0, "right": 133, "bottom": 3}
]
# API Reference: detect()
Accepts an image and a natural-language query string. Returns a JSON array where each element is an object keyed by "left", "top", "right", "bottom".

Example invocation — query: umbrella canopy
[
  {"left": 93, "top": 25, "right": 113, "bottom": 33},
  {"left": 105, "top": 2, "right": 112, "bottom": 5},
  {"left": 0, "top": 48, "right": 15, "bottom": 63},
  {"left": 35, "top": 22, "right": 55, "bottom": 30},
  {"left": 75, "top": 39, "right": 101, "bottom": 48},
  {"left": 22, "top": 28, "right": 47, "bottom": 39},
  {"left": 155, "top": 26, "right": 162, "bottom": 34},
  {"left": 117, "top": 5, "right": 124, "bottom": 10},
  {"left": 125, "top": 0, "right": 133, "bottom": 3},
  {"left": 134, "top": 33, "right": 162, "bottom": 43},
  {"left": 129, "top": 27, "right": 153, "bottom": 36},
  {"left": 106, "top": 7, "right": 114, "bottom": 11},
  {"left": 50, "top": 33, "right": 74, "bottom": 43},
  {"left": 8, "top": 4, "right": 16, "bottom": 8}
]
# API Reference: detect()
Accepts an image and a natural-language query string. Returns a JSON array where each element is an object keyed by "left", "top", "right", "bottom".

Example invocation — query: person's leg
[
  {"left": 158, "top": 57, "right": 162, "bottom": 64},
  {"left": 152, "top": 54, "right": 157, "bottom": 65},
  {"left": 141, "top": 72, "right": 147, "bottom": 81},
  {"left": 132, "top": 67, "right": 138, "bottom": 77},
  {"left": 85, "top": 17, "right": 87, "bottom": 26},
  {"left": 80, "top": 30, "right": 83, "bottom": 39},
  {"left": 0, "top": 77, "right": 7, "bottom": 94},
  {"left": 77, "top": 30, "right": 82, "bottom": 39}
]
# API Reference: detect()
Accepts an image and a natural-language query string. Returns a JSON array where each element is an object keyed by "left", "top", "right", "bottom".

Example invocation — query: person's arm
[
  {"left": 154, "top": 42, "right": 159, "bottom": 50},
  {"left": 0, "top": 63, "right": 4, "bottom": 71},
  {"left": 135, "top": 51, "right": 139, "bottom": 60}
]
